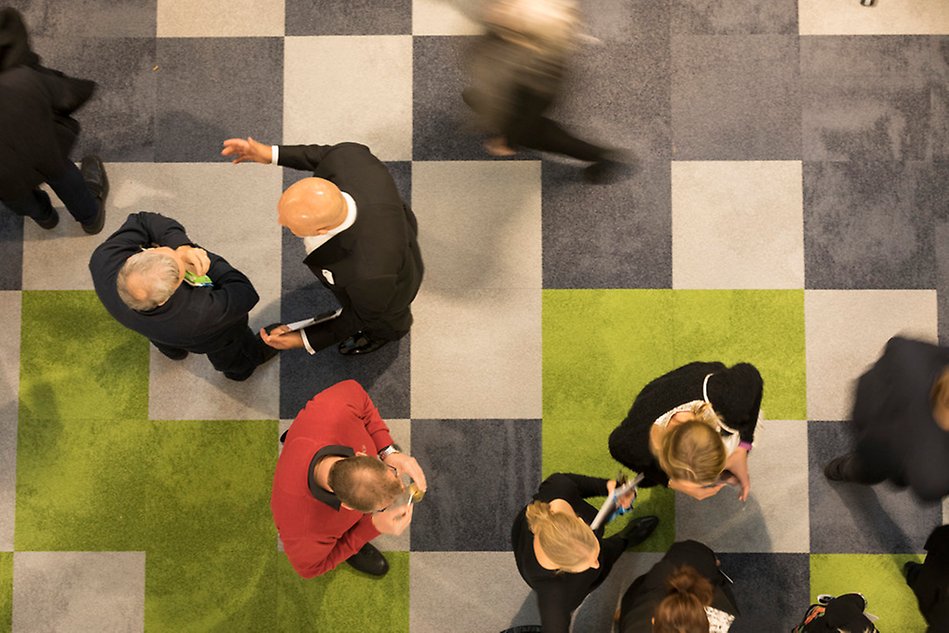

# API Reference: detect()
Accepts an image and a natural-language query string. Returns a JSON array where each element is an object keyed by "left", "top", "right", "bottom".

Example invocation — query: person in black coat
[
  {"left": 905, "top": 525, "right": 949, "bottom": 631},
  {"left": 618, "top": 540, "right": 739, "bottom": 633},
  {"left": 220, "top": 137, "right": 423, "bottom": 357},
  {"left": 609, "top": 362, "right": 763, "bottom": 502},
  {"left": 0, "top": 7, "right": 107, "bottom": 233},
  {"left": 823, "top": 337, "right": 949, "bottom": 501},
  {"left": 512, "top": 473, "right": 658, "bottom": 633},
  {"left": 89, "top": 212, "right": 276, "bottom": 381}
]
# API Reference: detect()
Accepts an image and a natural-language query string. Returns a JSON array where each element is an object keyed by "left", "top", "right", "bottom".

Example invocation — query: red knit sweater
[{"left": 271, "top": 380, "right": 394, "bottom": 578}]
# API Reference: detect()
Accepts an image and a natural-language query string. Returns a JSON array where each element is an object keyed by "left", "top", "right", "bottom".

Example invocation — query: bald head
[{"left": 278, "top": 177, "right": 348, "bottom": 237}]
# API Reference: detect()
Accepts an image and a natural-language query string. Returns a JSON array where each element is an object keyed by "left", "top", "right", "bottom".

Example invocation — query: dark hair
[
  {"left": 652, "top": 565, "right": 713, "bottom": 633},
  {"left": 327, "top": 456, "right": 402, "bottom": 513}
]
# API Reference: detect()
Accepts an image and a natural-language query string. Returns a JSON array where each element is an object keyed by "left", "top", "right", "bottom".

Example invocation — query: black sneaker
[
  {"left": 80, "top": 155, "right": 108, "bottom": 235},
  {"left": 823, "top": 456, "right": 850, "bottom": 482}
]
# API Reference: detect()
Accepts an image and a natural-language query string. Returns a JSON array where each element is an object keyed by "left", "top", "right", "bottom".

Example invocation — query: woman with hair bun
[
  {"left": 609, "top": 362, "right": 764, "bottom": 501},
  {"left": 512, "top": 473, "right": 659, "bottom": 632},
  {"left": 617, "top": 540, "right": 739, "bottom": 633}
]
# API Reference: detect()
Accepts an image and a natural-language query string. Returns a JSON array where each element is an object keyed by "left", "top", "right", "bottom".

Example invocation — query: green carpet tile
[
  {"left": 810, "top": 554, "right": 928, "bottom": 631},
  {"left": 0, "top": 552, "right": 10, "bottom": 633},
  {"left": 19, "top": 291, "right": 149, "bottom": 422},
  {"left": 278, "top": 553, "right": 409, "bottom": 632},
  {"left": 542, "top": 289, "right": 807, "bottom": 548}
]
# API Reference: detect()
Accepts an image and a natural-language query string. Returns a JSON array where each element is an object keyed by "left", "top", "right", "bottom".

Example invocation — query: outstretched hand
[{"left": 221, "top": 137, "right": 273, "bottom": 164}]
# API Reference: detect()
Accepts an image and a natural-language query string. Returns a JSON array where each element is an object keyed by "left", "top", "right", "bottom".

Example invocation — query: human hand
[
  {"left": 259, "top": 325, "right": 304, "bottom": 350},
  {"left": 176, "top": 245, "right": 210, "bottom": 276},
  {"left": 383, "top": 452, "right": 427, "bottom": 493},
  {"left": 723, "top": 447, "right": 751, "bottom": 502},
  {"left": 221, "top": 136, "right": 273, "bottom": 165},
  {"left": 371, "top": 501, "right": 413, "bottom": 536},
  {"left": 606, "top": 479, "right": 635, "bottom": 510},
  {"left": 669, "top": 478, "right": 725, "bottom": 501}
]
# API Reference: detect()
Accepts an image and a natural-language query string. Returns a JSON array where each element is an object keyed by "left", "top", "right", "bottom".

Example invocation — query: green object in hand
[{"left": 183, "top": 271, "right": 213, "bottom": 287}]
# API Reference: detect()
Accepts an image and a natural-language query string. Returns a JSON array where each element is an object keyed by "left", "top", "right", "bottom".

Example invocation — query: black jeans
[{"left": 2, "top": 158, "right": 98, "bottom": 224}]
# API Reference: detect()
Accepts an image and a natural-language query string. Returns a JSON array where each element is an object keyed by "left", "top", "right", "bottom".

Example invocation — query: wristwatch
[{"left": 378, "top": 444, "right": 401, "bottom": 460}]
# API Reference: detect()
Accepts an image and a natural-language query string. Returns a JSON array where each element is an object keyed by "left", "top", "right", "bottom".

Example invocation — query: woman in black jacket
[
  {"left": 608, "top": 362, "right": 763, "bottom": 501},
  {"left": 512, "top": 473, "right": 658, "bottom": 633},
  {"left": 618, "top": 540, "right": 739, "bottom": 633}
]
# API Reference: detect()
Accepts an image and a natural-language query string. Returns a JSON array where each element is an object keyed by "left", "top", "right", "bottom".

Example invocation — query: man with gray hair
[{"left": 89, "top": 212, "right": 276, "bottom": 380}]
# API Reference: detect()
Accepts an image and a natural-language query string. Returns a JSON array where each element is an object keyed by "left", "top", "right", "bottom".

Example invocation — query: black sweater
[
  {"left": 608, "top": 362, "right": 763, "bottom": 486},
  {"left": 511, "top": 473, "right": 617, "bottom": 633},
  {"left": 89, "top": 212, "right": 259, "bottom": 352}
]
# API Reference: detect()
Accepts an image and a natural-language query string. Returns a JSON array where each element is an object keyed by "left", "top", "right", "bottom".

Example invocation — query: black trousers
[
  {"left": 153, "top": 322, "right": 268, "bottom": 379},
  {"left": 1, "top": 158, "right": 98, "bottom": 224},
  {"left": 462, "top": 88, "right": 609, "bottom": 164}
]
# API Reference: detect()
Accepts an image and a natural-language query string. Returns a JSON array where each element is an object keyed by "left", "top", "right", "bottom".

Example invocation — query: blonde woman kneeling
[
  {"left": 511, "top": 473, "right": 659, "bottom": 633},
  {"left": 609, "top": 362, "right": 764, "bottom": 501}
]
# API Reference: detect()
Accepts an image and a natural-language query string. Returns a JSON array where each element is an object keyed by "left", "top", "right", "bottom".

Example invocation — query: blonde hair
[
  {"left": 525, "top": 501, "right": 597, "bottom": 570},
  {"left": 657, "top": 404, "right": 727, "bottom": 484}
]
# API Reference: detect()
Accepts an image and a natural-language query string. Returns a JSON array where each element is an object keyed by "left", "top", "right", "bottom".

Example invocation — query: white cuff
[
  {"left": 300, "top": 328, "right": 316, "bottom": 355},
  {"left": 271, "top": 145, "right": 279, "bottom": 165}
]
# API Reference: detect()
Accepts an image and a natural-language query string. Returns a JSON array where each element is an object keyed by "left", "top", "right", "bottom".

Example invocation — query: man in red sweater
[{"left": 272, "top": 380, "right": 427, "bottom": 578}]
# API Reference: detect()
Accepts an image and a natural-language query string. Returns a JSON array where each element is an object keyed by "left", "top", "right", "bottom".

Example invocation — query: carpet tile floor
[{"left": 1, "top": 1, "right": 948, "bottom": 631}]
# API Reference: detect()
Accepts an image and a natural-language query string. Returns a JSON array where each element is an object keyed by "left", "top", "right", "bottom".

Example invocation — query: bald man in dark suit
[{"left": 221, "top": 137, "right": 423, "bottom": 357}]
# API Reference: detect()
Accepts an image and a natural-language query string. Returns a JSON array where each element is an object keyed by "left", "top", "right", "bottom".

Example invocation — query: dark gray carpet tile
[
  {"left": 155, "top": 38, "right": 283, "bottom": 162},
  {"left": 808, "top": 421, "right": 939, "bottom": 554},
  {"left": 670, "top": 0, "right": 797, "bottom": 35},
  {"left": 6, "top": 0, "right": 156, "bottom": 38},
  {"left": 28, "top": 36, "right": 157, "bottom": 162},
  {"left": 934, "top": 39, "right": 949, "bottom": 161},
  {"left": 803, "top": 161, "right": 936, "bottom": 289},
  {"left": 801, "top": 36, "right": 935, "bottom": 161},
  {"left": 410, "top": 419, "right": 542, "bottom": 552},
  {"left": 670, "top": 34, "right": 801, "bottom": 160},
  {"left": 716, "top": 553, "right": 810, "bottom": 632},
  {"left": 285, "top": 0, "right": 411, "bottom": 35},
  {"left": 278, "top": 228, "right": 411, "bottom": 419},
  {"left": 938, "top": 220, "right": 949, "bottom": 345},
  {"left": 413, "top": 35, "right": 541, "bottom": 162},
  {"left": 0, "top": 210, "right": 23, "bottom": 290},
  {"left": 579, "top": 0, "right": 670, "bottom": 44},
  {"left": 552, "top": 34, "right": 671, "bottom": 161},
  {"left": 542, "top": 160, "right": 671, "bottom": 288}
]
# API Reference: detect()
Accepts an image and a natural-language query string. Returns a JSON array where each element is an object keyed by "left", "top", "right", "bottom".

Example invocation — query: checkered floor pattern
[{"left": 1, "top": 1, "right": 948, "bottom": 631}]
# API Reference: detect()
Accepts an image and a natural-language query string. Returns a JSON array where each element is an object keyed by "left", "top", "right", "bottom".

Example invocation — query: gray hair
[{"left": 116, "top": 250, "right": 180, "bottom": 311}]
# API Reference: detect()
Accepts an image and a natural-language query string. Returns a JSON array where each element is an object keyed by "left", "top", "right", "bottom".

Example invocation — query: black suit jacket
[
  {"left": 89, "top": 212, "right": 260, "bottom": 353},
  {"left": 0, "top": 8, "right": 94, "bottom": 200},
  {"left": 852, "top": 337, "right": 949, "bottom": 501},
  {"left": 618, "top": 540, "right": 739, "bottom": 632},
  {"left": 277, "top": 142, "right": 423, "bottom": 351}
]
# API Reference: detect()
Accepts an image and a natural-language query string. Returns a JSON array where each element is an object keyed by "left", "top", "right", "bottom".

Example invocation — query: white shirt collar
[{"left": 302, "top": 191, "right": 357, "bottom": 255}]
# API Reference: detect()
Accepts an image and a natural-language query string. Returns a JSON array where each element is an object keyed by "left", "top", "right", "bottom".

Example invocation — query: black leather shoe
[
  {"left": 255, "top": 330, "right": 280, "bottom": 363},
  {"left": 345, "top": 542, "right": 388, "bottom": 577},
  {"left": 80, "top": 155, "right": 108, "bottom": 235},
  {"left": 617, "top": 515, "right": 659, "bottom": 548},
  {"left": 903, "top": 561, "right": 921, "bottom": 583},
  {"left": 33, "top": 207, "right": 59, "bottom": 230},
  {"left": 224, "top": 368, "right": 254, "bottom": 382},
  {"left": 823, "top": 456, "right": 850, "bottom": 482},
  {"left": 338, "top": 331, "right": 389, "bottom": 356}
]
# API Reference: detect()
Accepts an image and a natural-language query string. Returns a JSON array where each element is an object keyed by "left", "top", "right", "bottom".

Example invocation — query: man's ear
[{"left": 340, "top": 502, "right": 353, "bottom": 511}]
